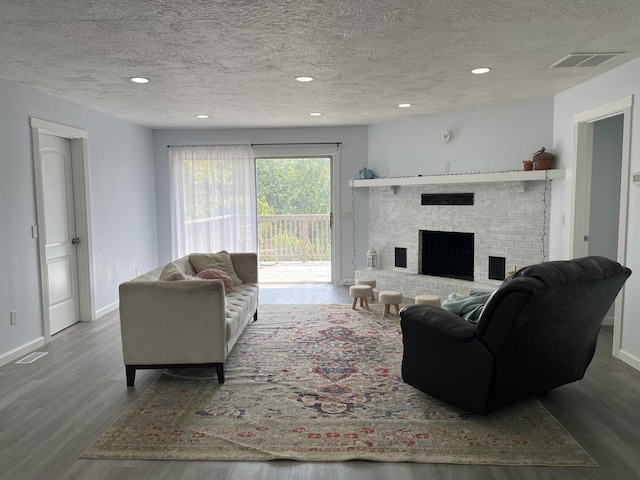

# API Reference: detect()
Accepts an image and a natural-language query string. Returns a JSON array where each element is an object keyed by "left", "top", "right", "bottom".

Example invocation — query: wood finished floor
[{"left": 1, "top": 284, "right": 640, "bottom": 480}]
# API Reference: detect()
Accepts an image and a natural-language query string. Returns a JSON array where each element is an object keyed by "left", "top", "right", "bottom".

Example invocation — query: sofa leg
[
  {"left": 216, "top": 364, "right": 225, "bottom": 383},
  {"left": 254, "top": 310, "right": 258, "bottom": 322},
  {"left": 126, "top": 365, "right": 136, "bottom": 386}
]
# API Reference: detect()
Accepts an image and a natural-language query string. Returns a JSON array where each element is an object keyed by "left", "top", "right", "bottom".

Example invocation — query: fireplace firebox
[{"left": 419, "top": 230, "right": 474, "bottom": 281}]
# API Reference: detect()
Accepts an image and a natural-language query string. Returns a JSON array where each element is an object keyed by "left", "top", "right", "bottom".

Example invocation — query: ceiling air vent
[{"left": 549, "top": 53, "right": 623, "bottom": 69}]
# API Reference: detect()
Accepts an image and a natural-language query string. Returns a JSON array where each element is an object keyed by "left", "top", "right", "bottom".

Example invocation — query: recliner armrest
[{"left": 400, "top": 304, "right": 476, "bottom": 342}]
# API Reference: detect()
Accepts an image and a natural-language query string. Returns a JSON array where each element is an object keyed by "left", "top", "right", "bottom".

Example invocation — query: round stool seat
[
  {"left": 356, "top": 278, "right": 376, "bottom": 300},
  {"left": 415, "top": 294, "right": 442, "bottom": 307},
  {"left": 378, "top": 290, "right": 402, "bottom": 317},
  {"left": 349, "top": 285, "right": 372, "bottom": 311}
]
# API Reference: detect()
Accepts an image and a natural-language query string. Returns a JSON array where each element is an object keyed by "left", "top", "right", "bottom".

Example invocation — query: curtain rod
[
  {"left": 251, "top": 142, "right": 341, "bottom": 147},
  {"left": 166, "top": 143, "right": 248, "bottom": 148},
  {"left": 167, "top": 142, "right": 342, "bottom": 148}
]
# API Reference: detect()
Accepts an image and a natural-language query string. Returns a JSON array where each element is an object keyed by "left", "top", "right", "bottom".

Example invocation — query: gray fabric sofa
[{"left": 118, "top": 252, "right": 258, "bottom": 386}]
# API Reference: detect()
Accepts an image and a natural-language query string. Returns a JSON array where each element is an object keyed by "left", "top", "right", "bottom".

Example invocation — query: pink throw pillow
[{"left": 195, "top": 269, "right": 234, "bottom": 294}]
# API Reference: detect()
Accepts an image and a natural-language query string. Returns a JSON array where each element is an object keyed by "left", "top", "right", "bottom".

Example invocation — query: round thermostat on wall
[{"left": 439, "top": 130, "right": 452, "bottom": 143}]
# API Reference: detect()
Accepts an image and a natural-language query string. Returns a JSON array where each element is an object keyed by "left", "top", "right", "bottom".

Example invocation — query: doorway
[
  {"left": 570, "top": 96, "right": 632, "bottom": 359},
  {"left": 256, "top": 156, "right": 332, "bottom": 283},
  {"left": 588, "top": 115, "right": 623, "bottom": 325},
  {"left": 31, "top": 118, "right": 95, "bottom": 340},
  {"left": 253, "top": 142, "right": 342, "bottom": 285}
]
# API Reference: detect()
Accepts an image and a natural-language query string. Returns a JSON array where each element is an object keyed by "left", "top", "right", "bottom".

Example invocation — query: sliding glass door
[{"left": 256, "top": 156, "right": 332, "bottom": 284}]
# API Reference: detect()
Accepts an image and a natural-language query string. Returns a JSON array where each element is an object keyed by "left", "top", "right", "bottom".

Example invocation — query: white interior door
[{"left": 39, "top": 133, "right": 80, "bottom": 334}]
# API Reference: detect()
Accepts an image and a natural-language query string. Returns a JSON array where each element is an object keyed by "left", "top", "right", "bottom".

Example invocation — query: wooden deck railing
[
  {"left": 258, "top": 214, "right": 331, "bottom": 262},
  {"left": 185, "top": 214, "right": 331, "bottom": 262}
]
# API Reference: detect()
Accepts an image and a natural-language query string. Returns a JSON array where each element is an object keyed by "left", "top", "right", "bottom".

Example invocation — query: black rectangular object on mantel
[
  {"left": 488, "top": 256, "right": 506, "bottom": 281},
  {"left": 395, "top": 248, "right": 407, "bottom": 268},
  {"left": 421, "top": 193, "right": 474, "bottom": 206}
]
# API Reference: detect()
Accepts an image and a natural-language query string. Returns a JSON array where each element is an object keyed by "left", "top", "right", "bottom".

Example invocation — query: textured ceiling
[{"left": 1, "top": 0, "right": 640, "bottom": 129}]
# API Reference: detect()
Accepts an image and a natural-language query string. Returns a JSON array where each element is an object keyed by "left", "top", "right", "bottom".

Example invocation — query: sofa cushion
[
  {"left": 189, "top": 251, "right": 244, "bottom": 286},
  {"left": 225, "top": 283, "right": 259, "bottom": 344},
  {"left": 159, "top": 262, "right": 188, "bottom": 281},
  {"left": 195, "top": 268, "right": 234, "bottom": 293}
]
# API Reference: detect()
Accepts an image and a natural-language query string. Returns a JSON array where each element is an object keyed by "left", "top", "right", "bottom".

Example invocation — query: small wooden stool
[
  {"left": 415, "top": 294, "right": 442, "bottom": 307},
  {"left": 349, "top": 285, "right": 372, "bottom": 310},
  {"left": 355, "top": 278, "right": 376, "bottom": 300},
  {"left": 378, "top": 290, "right": 402, "bottom": 317}
]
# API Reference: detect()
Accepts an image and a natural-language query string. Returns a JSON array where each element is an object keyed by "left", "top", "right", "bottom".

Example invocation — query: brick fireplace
[{"left": 356, "top": 179, "right": 551, "bottom": 300}]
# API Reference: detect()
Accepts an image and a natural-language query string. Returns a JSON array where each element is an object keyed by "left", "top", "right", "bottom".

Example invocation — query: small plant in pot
[{"left": 532, "top": 147, "right": 554, "bottom": 170}]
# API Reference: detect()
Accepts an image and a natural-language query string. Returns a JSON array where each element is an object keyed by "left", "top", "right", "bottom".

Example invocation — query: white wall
[
  {"left": 0, "top": 77, "right": 158, "bottom": 363},
  {"left": 368, "top": 97, "right": 554, "bottom": 177},
  {"left": 152, "top": 127, "right": 369, "bottom": 281},
  {"left": 553, "top": 57, "right": 640, "bottom": 367}
]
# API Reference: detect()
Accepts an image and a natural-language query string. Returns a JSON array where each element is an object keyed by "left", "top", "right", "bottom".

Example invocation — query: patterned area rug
[{"left": 83, "top": 304, "right": 596, "bottom": 465}]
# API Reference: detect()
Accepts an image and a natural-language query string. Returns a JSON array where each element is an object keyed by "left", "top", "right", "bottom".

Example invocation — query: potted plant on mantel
[{"left": 532, "top": 147, "right": 555, "bottom": 170}]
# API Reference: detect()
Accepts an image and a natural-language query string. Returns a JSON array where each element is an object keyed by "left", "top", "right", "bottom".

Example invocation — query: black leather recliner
[{"left": 400, "top": 256, "right": 631, "bottom": 414}]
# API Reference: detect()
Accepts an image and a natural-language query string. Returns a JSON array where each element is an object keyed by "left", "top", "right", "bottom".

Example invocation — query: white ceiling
[{"left": 2, "top": 0, "right": 640, "bottom": 129}]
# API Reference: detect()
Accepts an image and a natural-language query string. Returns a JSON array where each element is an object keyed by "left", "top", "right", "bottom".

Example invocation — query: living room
[
  {"left": 3, "top": 62, "right": 640, "bottom": 373},
  {"left": 1, "top": 1, "right": 640, "bottom": 477}
]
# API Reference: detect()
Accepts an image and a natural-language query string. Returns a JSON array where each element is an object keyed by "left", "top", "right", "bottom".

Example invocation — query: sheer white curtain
[{"left": 169, "top": 144, "right": 257, "bottom": 258}]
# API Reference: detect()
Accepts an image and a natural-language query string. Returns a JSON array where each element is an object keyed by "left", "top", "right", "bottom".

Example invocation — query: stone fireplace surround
[{"left": 356, "top": 179, "right": 551, "bottom": 301}]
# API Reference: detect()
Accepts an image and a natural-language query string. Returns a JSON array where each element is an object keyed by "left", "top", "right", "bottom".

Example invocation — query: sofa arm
[
  {"left": 230, "top": 252, "right": 258, "bottom": 284},
  {"left": 119, "top": 280, "right": 228, "bottom": 366},
  {"left": 400, "top": 304, "right": 477, "bottom": 342}
]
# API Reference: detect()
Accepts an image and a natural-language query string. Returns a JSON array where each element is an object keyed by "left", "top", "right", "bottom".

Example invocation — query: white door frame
[
  {"left": 31, "top": 118, "right": 95, "bottom": 341},
  {"left": 253, "top": 144, "right": 341, "bottom": 285},
  {"left": 569, "top": 95, "right": 633, "bottom": 358}
]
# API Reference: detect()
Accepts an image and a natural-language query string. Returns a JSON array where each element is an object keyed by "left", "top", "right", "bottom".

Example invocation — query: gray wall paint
[
  {"left": 0, "top": 77, "right": 157, "bottom": 359},
  {"left": 589, "top": 114, "right": 623, "bottom": 324},
  {"left": 368, "top": 97, "right": 554, "bottom": 177},
  {"left": 152, "top": 127, "right": 369, "bottom": 281},
  {"left": 589, "top": 115, "right": 623, "bottom": 261}
]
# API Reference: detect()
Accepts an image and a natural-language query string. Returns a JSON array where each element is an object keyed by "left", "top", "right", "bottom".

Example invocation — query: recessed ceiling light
[
  {"left": 398, "top": 103, "right": 412, "bottom": 108},
  {"left": 296, "top": 76, "right": 314, "bottom": 82},
  {"left": 310, "top": 112, "right": 322, "bottom": 116},
  {"left": 471, "top": 67, "right": 491, "bottom": 75},
  {"left": 130, "top": 77, "right": 150, "bottom": 84},
  {"left": 196, "top": 114, "right": 209, "bottom": 119}
]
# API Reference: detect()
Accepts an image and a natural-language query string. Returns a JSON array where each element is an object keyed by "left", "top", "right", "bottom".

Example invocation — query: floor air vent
[{"left": 16, "top": 352, "right": 49, "bottom": 364}]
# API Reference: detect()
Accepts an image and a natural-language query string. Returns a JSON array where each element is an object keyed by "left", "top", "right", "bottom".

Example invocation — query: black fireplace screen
[{"left": 419, "top": 230, "right": 474, "bottom": 281}]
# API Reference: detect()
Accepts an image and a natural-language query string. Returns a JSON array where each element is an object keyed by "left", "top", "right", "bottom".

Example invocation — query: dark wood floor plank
[{"left": 1, "top": 284, "right": 639, "bottom": 480}]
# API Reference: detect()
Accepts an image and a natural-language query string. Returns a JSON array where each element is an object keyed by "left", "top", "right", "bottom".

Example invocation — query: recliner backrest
[{"left": 473, "top": 256, "right": 631, "bottom": 410}]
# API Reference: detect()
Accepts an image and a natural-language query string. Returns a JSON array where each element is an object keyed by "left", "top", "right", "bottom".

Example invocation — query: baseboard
[
  {"left": 0, "top": 337, "right": 46, "bottom": 368},
  {"left": 619, "top": 349, "right": 640, "bottom": 372},
  {"left": 95, "top": 301, "right": 119, "bottom": 321}
]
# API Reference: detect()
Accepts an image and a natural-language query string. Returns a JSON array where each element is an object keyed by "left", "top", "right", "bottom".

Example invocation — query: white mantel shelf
[{"left": 349, "top": 169, "right": 565, "bottom": 188}]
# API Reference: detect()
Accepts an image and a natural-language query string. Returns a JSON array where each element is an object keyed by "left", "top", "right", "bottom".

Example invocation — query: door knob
[{"left": 72, "top": 237, "right": 80, "bottom": 245}]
